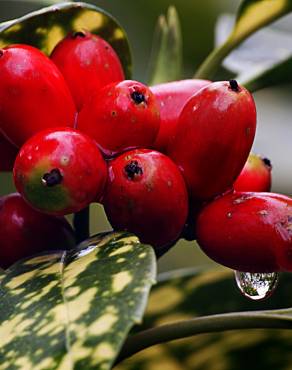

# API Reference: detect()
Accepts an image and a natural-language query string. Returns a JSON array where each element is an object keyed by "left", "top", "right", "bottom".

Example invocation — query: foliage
[
  {"left": 0, "top": 232, "right": 156, "bottom": 370},
  {"left": 195, "top": 0, "right": 292, "bottom": 80},
  {"left": 148, "top": 6, "right": 182, "bottom": 85},
  {"left": 115, "top": 270, "right": 292, "bottom": 370},
  {"left": 1, "top": 0, "right": 292, "bottom": 368},
  {"left": 0, "top": 1, "right": 132, "bottom": 79}
]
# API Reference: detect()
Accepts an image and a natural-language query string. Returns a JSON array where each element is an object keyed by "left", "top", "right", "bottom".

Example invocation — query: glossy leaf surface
[
  {"left": 0, "top": 1, "right": 132, "bottom": 79},
  {"left": 195, "top": 0, "right": 292, "bottom": 79},
  {"left": 215, "top": 13, "right": 292, "bottom": 91},
  {"left": 240, "top": 54, "right": 292, "bottom": 91},
  {"left": 0, "top": 231, "right": 156, "bottom": 370}
]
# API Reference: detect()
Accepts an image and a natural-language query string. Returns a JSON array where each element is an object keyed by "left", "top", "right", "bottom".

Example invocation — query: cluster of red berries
[{"left": 0, "top": 29, "right": 290, "bottom": 274}]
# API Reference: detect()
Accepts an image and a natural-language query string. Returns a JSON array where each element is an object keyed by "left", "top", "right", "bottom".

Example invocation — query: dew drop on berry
[{"left": 234, "top": 271, "right": 279, "bottom": 301}]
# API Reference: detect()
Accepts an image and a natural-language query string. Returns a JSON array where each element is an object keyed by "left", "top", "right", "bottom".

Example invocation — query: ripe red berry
[
  {"left": 167, "top": 80, "right": 257, "bottom": 201},
  {"left": 151, "top": 79, "right": 210, "bottom": 152},
  {"left": 233, "top": 153, "right": 272, "bottom": 192},
  {"left": 50, "top": 31, "right": 125, "bottom": 111},
  {"left": 0, "top": 133, "right": 18, "bottom": 171},
  {"left": 103, "top": 149, "right": 188, "bottom": 249},
  {"left": 196, "top": 191, "right": 292, "bottom": 272},
  {"left": 77, "top": 80, "right": 160, "bottom": 157},
  {"left": 13, "top": 128, "right": 107, "bottom": 215},
  {"left": 0, "top": 193, "right": 75, "bottom": 269},
  {"left": 0, "top": 44, "right": 76, "bottom": 147}
]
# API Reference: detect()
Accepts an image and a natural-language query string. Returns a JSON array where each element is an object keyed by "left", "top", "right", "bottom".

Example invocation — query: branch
[
  {"left": 73, "top": 206, "right": 90, "bottom": 244},
  {"left": 116, "top": 310, "right": 292, "bottom": 364}
]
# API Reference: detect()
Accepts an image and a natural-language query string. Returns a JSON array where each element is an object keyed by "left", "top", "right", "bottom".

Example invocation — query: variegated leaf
[
  {"left": 0, "top": 1, "right": 132, "bottom": 79},
  {"left": 195, "top": 0, "right": 292, "bottom": 79},
  {"left": 0, "top": 231, "right": 156, "bottom": 370}
]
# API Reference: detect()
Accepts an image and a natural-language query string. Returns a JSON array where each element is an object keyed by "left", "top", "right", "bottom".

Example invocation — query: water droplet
[{"left": 234, "top": 271, "right": 279, "bottom": 301}]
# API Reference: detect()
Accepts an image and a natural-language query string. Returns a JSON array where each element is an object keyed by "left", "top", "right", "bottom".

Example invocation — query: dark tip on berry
[
  {"left": 262, "top": 157, "right": 272, "bottom": 169},
  {"left": 229, "top": 79, "right": 239, "bottom": 92},
  {"left": 125, "top": 160, "right": 143, "bottom": 179},
  {"left": 42, "top": 168, "right": 63, "bottom": 187},
  {"left": 131, "top": 91, "right": 146, "bottom": 105},
  {"left": 0, "top": 50, "right": 4, "bottom": 57},
  {"left": 72, "top": 31, "right": 86, "bottom": 39}
]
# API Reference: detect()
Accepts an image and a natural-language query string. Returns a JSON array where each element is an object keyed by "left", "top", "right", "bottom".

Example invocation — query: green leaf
[
  {"left": 239, "top": 55, "right": 292, "bottom": 92},
  {"left": 0, "top": 1, "right": 132, "bottom": 79},
  {"left": 115, "top": 268, "right": 292, "bottom": 369},
  {"left": 116, "top": 328, "right": 292, "bottom": 370},
  {"left": 195, "top": 0, "right": 292, "bottom": 79},
  {"left": 140, "top": 268, "right": 292, "bottom": 324},
  {"left": 0, "top": 231, "right": 156, "bottom": 370},
  {"left": 148, "top": 6, "right": 183, "bottom": 85},
  {"left": 214, "top": 13, "right": 292, "bottom": 92},
  {"left": 215, "top": 14, "right": 292, "bottom": 75}
]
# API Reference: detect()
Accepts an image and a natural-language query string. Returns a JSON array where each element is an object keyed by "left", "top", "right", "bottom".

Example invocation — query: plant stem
[
  {"left": 73, "top": 206, "right": 90, "bottom": 244},
  {"left": 116, "top": 311, "right": 292, "bottom": 364},
  {"left": 194, "top": 43, "right": 231, "bottom": 80}
]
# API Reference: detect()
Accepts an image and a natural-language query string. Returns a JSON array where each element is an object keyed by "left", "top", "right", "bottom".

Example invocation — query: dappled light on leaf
[
  {"left": 0, "top": 231, "right": 156, "bottom": 370},
  {"left": 116, "top": 268, "right": 292, "bottom": 369},
  {"left": 0, "top": 2, "right": 132, "bottom": 78}
]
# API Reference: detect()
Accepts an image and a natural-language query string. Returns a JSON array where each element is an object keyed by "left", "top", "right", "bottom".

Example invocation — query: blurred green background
[{"left": 1, "top": 0, "right": 292, "bottom": 274}]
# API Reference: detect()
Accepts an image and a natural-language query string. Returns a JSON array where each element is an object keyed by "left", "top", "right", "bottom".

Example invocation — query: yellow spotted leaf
[
  {"left": 115, "top": 268, "right": 292, "bottom": 370},
  {"left": 0, "top": 231, "right": 156, "bottom": 370},
  {"left": 0, "top": 1, "right": 132, "bottom": 79},
  {"left": 195, "top": 0, "right": 292, "bottom": 79}
]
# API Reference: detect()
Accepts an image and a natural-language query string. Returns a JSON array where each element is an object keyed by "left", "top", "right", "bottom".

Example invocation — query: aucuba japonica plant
[{"left": 0, "top": 1, "right": 292, "bottom": 370}]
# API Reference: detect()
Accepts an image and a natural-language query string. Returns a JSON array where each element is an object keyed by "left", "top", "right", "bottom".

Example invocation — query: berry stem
[
  {"left": 194, "top": 43, "right": 229, "bottom": 79},
  {"left": 73, "top": 206, "right": 90, "bottom": 244}
]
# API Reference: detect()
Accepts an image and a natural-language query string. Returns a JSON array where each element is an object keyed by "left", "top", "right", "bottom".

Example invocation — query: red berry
[
  {"left": 13, "top": 128, "right": 107, "bottom": 215},
  {"left": 50, "top": 31, "right": 125, "bottom": 111},
  {"left": 167, "top": 80, "right": 256, "bottom": 201},
  {"left": 151, "top": 79, "right": 210, "bottom": 152},
  {"left": 103, "top": 149, "right": 188, "bottom": 248},
  {"left": 0, "top": 133, "right": 18, "bottom": 171},
  {"left": 0, "top": 193, "right": 75, "bottom": 268},
  {"left": 77, "top": 80, "right": 160, "bottom": 157},
  {"left": 196, "top": 191, "right": 292, "bottom": 272},
  {"left": 234, "top": 153, "right": 272, "bottom": 192},
  {"left": 0, "top": 44, "right": 76, "bottom": 147}
]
